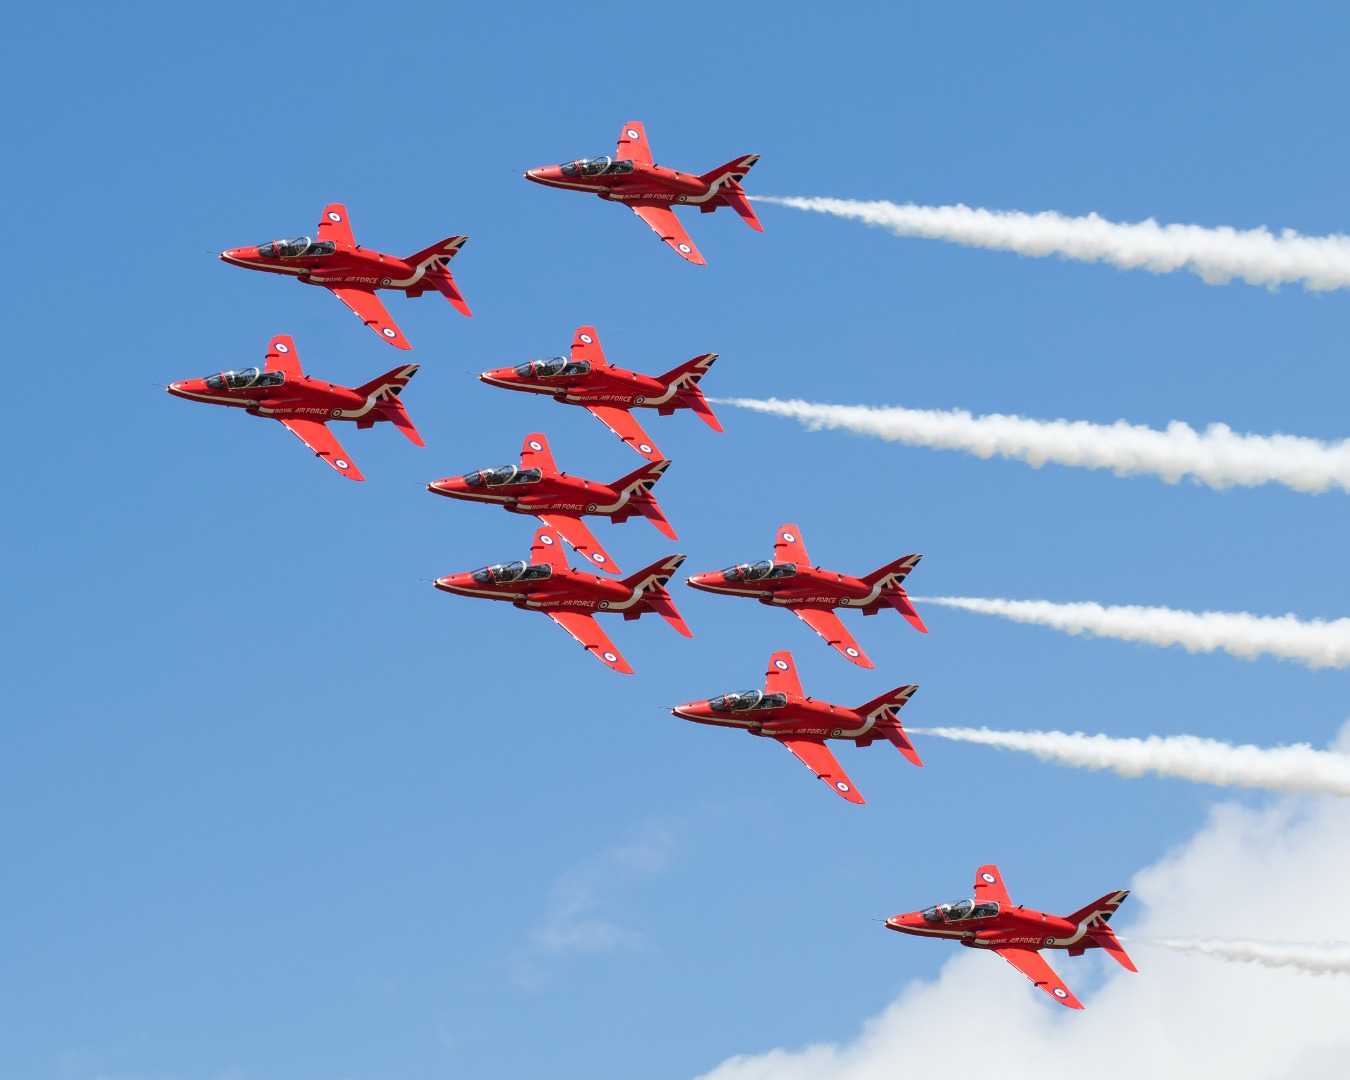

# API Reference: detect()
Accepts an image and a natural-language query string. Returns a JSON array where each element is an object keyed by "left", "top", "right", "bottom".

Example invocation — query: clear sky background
[{"left": 4, "top": 4, "right": 1350, "bottom": 1079}]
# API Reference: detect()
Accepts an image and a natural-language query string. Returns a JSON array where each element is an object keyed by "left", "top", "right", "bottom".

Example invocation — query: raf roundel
[
  {"left": 579, "top": 333, "right": 594, "bottom": 344},
  {"left": 774, "top": 659, "right": 790, "bottom": 671},
  {"left": 626, "top": 128, "right": 640, "bottom": 139},
  {"left": 677, "top": 243, "right": 692, "bottom": 253},
  {"left": 1052, "top": 988, "right": 1068, "bottom": 999},
  {"left": 782, "top": 532, "right": 796, "bottom": 543},
  {"left": 541, "top": 534, "right": 555, "bottom": 546},
  {"left": 335, "top": 458, "right": 349, "bottom": 470},
  {"left": 602, "top": 651, "right": 618, "bottom": 663},
  {"left": 835, "top": 781, "right": 851, "bottom": 793},
  {"left": 528, "top": 440, "right": 543, "bottom": 451},
  {"left": 592, "top": 554, "right": 606, "bottom": 564},
  {"left": 382, "top": 328, "right": 397, "bottom": 338},
  {"left": 274, "top": 341, "right": 290, "bottom": 354},
  {"left": 638, "top": 443, "right": 653, "bottom": 455},
  {"left": 981, "top": 872, "right": 997, "bottom": 884},
  {"left": 845, "top": 647, "right": 860, "bottom": 658},
  {"left": 327, "top": 211, "right": 343, "bottom": 222}
]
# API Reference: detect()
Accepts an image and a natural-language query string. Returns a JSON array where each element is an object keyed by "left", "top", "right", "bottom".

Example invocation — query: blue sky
[{"left": 4, "top": 3, "right": 1350, "bottom": 1078}]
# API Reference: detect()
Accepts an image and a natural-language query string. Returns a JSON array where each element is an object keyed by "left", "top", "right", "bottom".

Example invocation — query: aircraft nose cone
[
  {"left": 686, "top": 572, "right": 720, "bottom": 592},
  {"left": 434, "top": 574, "right": 467, "bottom": 593},
  {"left": 427, "top": 478, "right": 462, "bottom": 496}
]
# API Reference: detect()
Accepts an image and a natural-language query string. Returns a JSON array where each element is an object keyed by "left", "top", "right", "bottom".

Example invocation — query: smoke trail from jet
[
  {"left": 752, "top": 195, "right": 1350, "bottom": 291},
  {"left": 708, "top": 397, "right": 1350, "bottom": 495},
  {"left": 908, "top": 727, "right": 1350, "bottom": 797},
  {"left": 912, "top": 596, "right": 1350, "bottom": 671},
  {"left": 1142, "top": 938, "right": 1350, "bottom": 976}
]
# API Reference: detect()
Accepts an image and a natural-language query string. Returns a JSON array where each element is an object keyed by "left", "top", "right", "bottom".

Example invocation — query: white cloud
[
  {"left": 754, "top": 196, "right": 1350, "bottom": 292},
  {"left": 695, "top": 753, "right": 1350, "bottom": 1079}
]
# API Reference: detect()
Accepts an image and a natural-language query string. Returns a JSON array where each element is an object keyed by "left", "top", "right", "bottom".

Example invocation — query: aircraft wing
[
  {"left": 544, "top": 610, "right": 634, "bottom": 674},
  {"left": 537, "top": 513, "right": 620, "bottom": 574},
  {"left": 629, "top": 204, "right": 706, "bottom": 266},
  {"left": 329, "top": 286, "right": 411, "bottom": 350},
  {"left": 764, "top": 650, "right": 804, "bottom": 698},
  {"left": 791, "top": 606, "right": 874, "bottom": 668},
  {"left": 617, "top": 121, "right": 654, "bottom": 165},
  {"left": 777, "top": 736, "right": 865, "bottom": 804},
  {"left": 571, "top": 326, "right": 609, "bottom": 367},
  {"left": 584, "top": 404, "right": 663, "bottom": 462},
  {"left": 530, "top": 526, "right": 570, "bottom": 571},
  {"left": 264, "top": 334, "right": 303, "bottom": 378},
  {"left": 974, "top": 864, "right": 1012, "bottom": 907},
  {"left": 318, "top": 203, "right": 355, "bottom": 248},
  {"left": 992, "top": 948, "right": 1084, "bottom": 1009},
  {"left": 520, "top": 433, "right": 558, "bottom": 473},
  {"left": 276, "top": 418, "right": 364, "bottom": 481},
  {"left": 774, "top": 524, "right": 810, "bottom": 566}
]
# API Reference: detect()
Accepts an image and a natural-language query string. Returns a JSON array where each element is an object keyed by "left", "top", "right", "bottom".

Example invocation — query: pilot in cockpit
[
  {"left": 257, "top": 236, "right": 337, "bottom": 258},
  {"left": 920, "top": 899, "right": 1000, "bottom": 923},
  {"left": 559, "top": 155, "right": 635, "bottom": 178},
  {"left": 203, "top": 366, "right": 286, "bottom": 390}
]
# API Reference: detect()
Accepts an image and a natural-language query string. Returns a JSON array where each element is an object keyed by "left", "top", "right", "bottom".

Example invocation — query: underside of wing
[
  {"left": 791, "top": 607, "right": 874, "bottom": 668},
  {"left": 617, "top": 121, "right": 654, "bottom": 166},
  {"left": 974, "top": 865, "right": 1012, "bottom": 907},
  {"left": 538, "top": 514, "right": 620, "bottom": 574},
  {"left": 773, "top": 524, "right": 810, "bottom": 566},
  {"left": 276, "top": 418, "right": 363, "bottom": 481},
  {"left": 777, "top": 737, "right": 864, "bottom": 804},
  {"left": 317, "top": 203, "right": 355, "bottom": 248},
  {"left": 571, "top": 326, "right": 608, "bottom": 368},
  {"left": 529, "top": 526, "right": 569, "bottom": 570},
  {"left": 993, "top": 948, "right": 1084, "bottom": 1009},
  {"left": 584, "top": 404, "right": 663, "bottom": 462},
  {"left": 629, "top": 204, "right": 706, "bottom": 265},
  {"left": 544, "top": 610, "right": 634, "bottom": 674},
  {"left": 329, "top": 286, "right": 410, "bottom": 350},
  {"left": 763, "top": 650, "right": 804, "bottom": 698}
]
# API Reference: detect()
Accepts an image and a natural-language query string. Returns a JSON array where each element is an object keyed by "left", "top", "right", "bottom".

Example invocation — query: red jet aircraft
[
  {"left": 480, "top": 326, "right": 721, "bottom": 463},
  {"left": 686, "top": 524, "right": 927, "bottom": 668},
  {"left": 885, "top": 864, "right": 1136, "bottom": 1009},
  {"left": 166, "top": 334, "right": 422, "bottom": 481},
  {"left": 524, "top": 120, "right": 761, "bottom": 265},
  {"left": 671, "top": 650, "right": 920, "bottom": 804},
  {"left": 219, "top": 203, "right": 470, "bottom": 350},
  {"left": 433, "top": 526, "right": 690, "bottom": 673},
  {"left": 427, "top": 432, "right": 676, "bottom": 575}
]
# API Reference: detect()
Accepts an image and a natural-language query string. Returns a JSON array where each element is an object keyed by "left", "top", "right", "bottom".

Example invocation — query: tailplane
[
  {"left": 697, "top": 156, "right": 763, "bottom": 231},
  {"left": 405, "top": 236, "right": 471, "bottom": 316},
  {"left": 355, "top": 364, "right": 424, "bottom": 446},
  {"left": 855, "top": 685, "right": 922, "bottom": 766},
  {"left": 1065, "top": 889, "right": 1135, "bottom": 971},
  {"left": 611, "top": 460, "right": 678, "bottom": 539},
  {"left": 622, "top": 554, "right": 692, "bottom": 638},
  {"left": 863, "top": 554, "right": 927, "bottom": 633},
  {"left": 656, "top": 353, "right": 723, "bottom": 432}
]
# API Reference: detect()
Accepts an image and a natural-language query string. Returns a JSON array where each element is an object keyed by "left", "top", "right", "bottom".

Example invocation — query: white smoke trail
[
  {"left": 753, "top": 195, "right": 1350, "bottom": 291},
  {"left": 1141, "top": 938, "right": 1350, "bottom": 976},
  {"left": 908, "top": 727, "right": 1350, "bottom": 797},
  {"left": 710, "top": 397, "right": 1350, "bottom": 495},
  {"left": 913, "top": 596, "right": 1350, "bottom": 671}
]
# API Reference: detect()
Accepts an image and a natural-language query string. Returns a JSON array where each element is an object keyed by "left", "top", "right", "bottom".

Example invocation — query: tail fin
[
  {"left": 855, "top": 685, "right": 922, "bottom": 766},
  {"left": 1065, "top": 890, "right": 1135, "bottom": 971},
  {"left": 697, "top": 156, "right": 763, "bottom": 232},
  {"left": 656, "top": 353, "right": 723, "bottom": 431},
  {"left": 863, "top": 554, "right": 927, "bottom": 633},
  {"left": 405, "top": 236, "right": 471, "bottom": 316},
  {"left": 611, "top": 460, "right": 678, "bottom": 539},
  {"left": 622, "top": 554, "right": 692, "bottom": 638},
  {"left": 355, "top": 364, "right": 424, "bottom": 446}
]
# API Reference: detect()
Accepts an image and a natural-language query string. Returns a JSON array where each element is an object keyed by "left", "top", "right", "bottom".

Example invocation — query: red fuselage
[
  {"left": 480, "top": 362, "right": 678, "bottom": 412},
  {"left": 168, "top": 371, "right": 384, "bottom": 423},
  {"left": 525, "top": 160, "right": 724, "bottom": 208},
  {"left": 428, "top": 471, "right": 641, "bottom": 523},
  {"left": 221, "top": 244, "right": 434, "bottom": 295},
  {"left": 886, "top": 904, "right": 1097, "bottom": 955},
  {"left": 687, "top": 563, "right": 897, "bottom": 614},
  {"left": 673, "top": 694, "right": 880, "bottom": 743},
  {"left": 434, "top": 564, "right": 657, "bottom": 617}
]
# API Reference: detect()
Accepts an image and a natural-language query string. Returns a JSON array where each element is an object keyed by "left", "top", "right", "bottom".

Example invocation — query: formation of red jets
[{"left": 171, "top": 121, "right": 1133, "bottom": 1011}]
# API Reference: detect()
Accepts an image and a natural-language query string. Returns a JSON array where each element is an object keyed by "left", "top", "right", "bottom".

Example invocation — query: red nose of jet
[
  {"left": 433, "top": 573, "right": 474, "bottom": 595},
  {"left": 220, "top": 246, "right": 259, "bottom": 265},
  {"left": 670, "top": 700, "right": 713, "bottom": 722},
  {"left": 166, "top": 378, "right": 207, "bottom": 400},
  {"left": 479, "top": 366, "right": 521, "bottom": 389},
  {"left": 523, "top": 166, "right": 564, "bottom": 186},
  {"left": 685, "top": 572, "right": 727, "bottom": 594},
  {"left": 884, "top": 912, "right": 919, "bottom": 933},
  {"left": 427, "top": 477, "right": 466, "bottom": 498}
]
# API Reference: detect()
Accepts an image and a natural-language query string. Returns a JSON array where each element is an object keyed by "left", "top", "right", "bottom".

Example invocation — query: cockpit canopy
[
  {"left": 920, "top": 899, "right": 1000, "bottom": 923},
  {"left": 721, "top": 560, "right": 797, "bottom": 582},
  {"left": 513, "top": 356, "right": 592, "bottom": 379},
  {"left": 708, "top": 689, "right": 789, "bottom": 712},
  {"left": 560, "top": 156, "right": 635, "bottom": 178},
  {"left": 203, "top": 366, "right": 285, "bottom": 390},
  {"left": 257, "top": 236, "right": 336, "bottom": 258},
  {"left": 469, "top": 561, "right": 553, "bottom": 585},
  {"left": 463, "top": 465, "right": 544, "bottom": 488}
]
